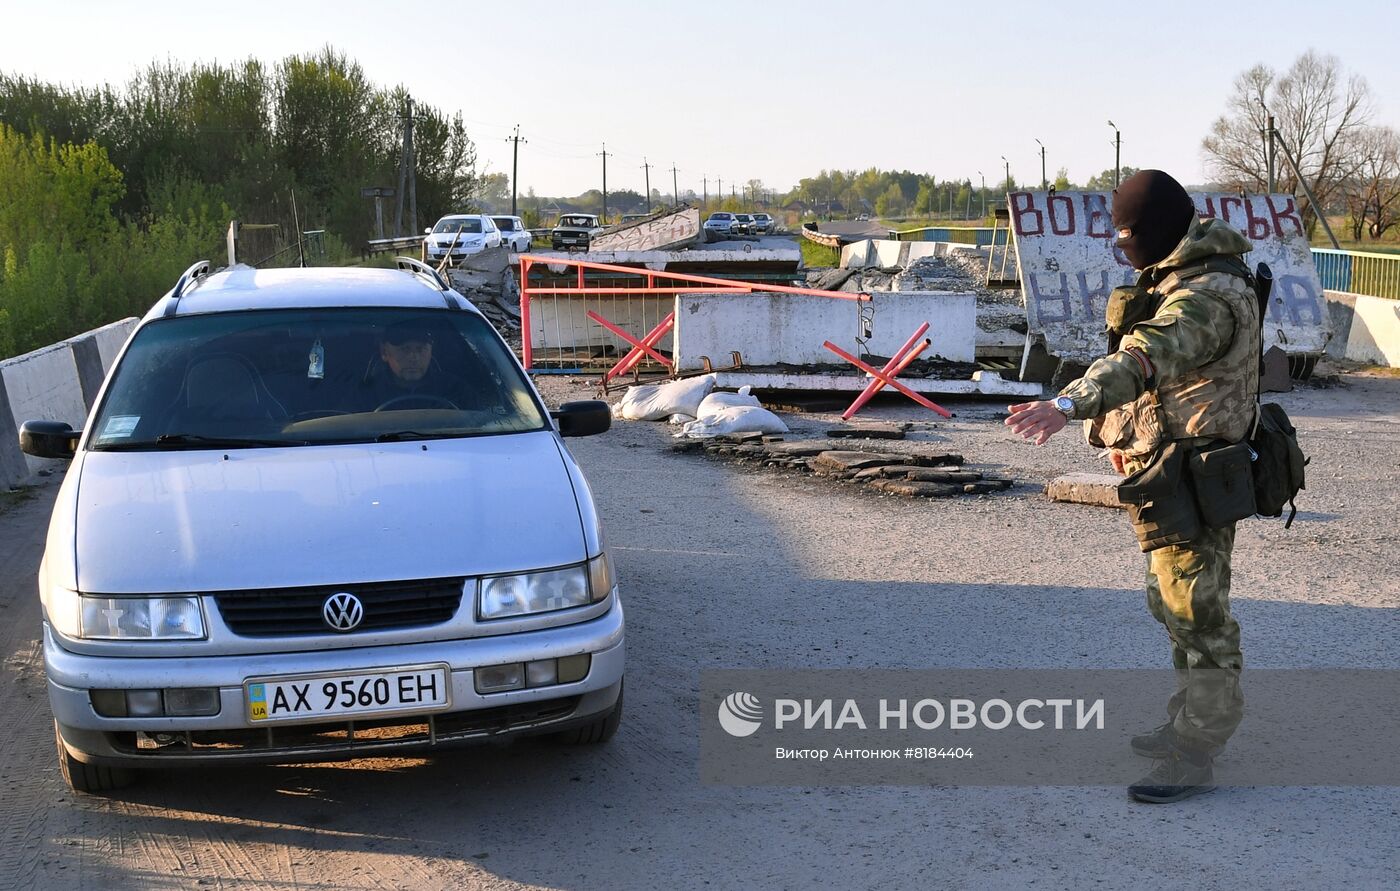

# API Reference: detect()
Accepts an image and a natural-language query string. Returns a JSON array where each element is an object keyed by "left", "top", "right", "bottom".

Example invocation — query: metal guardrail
[
  {"left": 890, "top": 226, "right": 998, "bottom": 246},
  {"left": 363, "top": 235, "right": 425, "bottom": 259},
  {"left": 1312, "top": 248, "right": 1400, "bottom": 300},
  {"left": 799, "top": 224, "right": 842, "bottom": 249}
]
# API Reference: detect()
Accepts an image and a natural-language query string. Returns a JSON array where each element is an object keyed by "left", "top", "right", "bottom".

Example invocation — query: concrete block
[
  {"left": 676, "top": 289, "right": 977, "bottom": 369},
  {"left": 1046, "top": 472, "right": 1126, "bottom": 509},
  {"left": 1341, "top": 292, "right": 1400, "bottom": 367}
]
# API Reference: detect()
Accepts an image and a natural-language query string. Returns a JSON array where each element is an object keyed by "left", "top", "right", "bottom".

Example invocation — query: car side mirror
[
  {"left": 551, "top": 401, "right": 611, "bottom": 437},
  {"left": 19, "top": 420, "right": 81, "bottom": 459}
]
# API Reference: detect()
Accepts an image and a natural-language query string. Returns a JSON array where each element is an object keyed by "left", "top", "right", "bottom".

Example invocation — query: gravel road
[{"left": 1, "top": 368, "right": 1396, "bottom": 890}]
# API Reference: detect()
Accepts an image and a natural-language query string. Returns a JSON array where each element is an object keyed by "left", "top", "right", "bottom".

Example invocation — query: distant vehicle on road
[
  {"left": 751, "top": 212, "right": 775, "bottom": 234},
  {"left": 703, "top": 212, "right": 737, "bottom": 237},
  {"left": 620, "top": 213, "right": 650, "bottom": 223},
  {"left": 20, "top": 258, "right": 625, "bottom": 793},
  {"left": 423, "top": 214, "right": 501, "bottom": 264},
  {"left": 490, "top": 215, "right": 532, "bottom": 252},
  {"left": 856, "top": 213, "right": 871, "bottom": 221},
  {"left": 552, "top": 213, "right": 603, "bottom": 251},
  {"left": 733, "top": 213, "right": 755, "bottom": 234}
]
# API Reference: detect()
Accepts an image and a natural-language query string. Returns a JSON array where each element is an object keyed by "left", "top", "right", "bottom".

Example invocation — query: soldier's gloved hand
[
  {"left": 1004, "top": 400, "right": 1068, "bottom": 446},
  {"left": 1110, "top": 449, "right": 1127, "bottom": 475}
]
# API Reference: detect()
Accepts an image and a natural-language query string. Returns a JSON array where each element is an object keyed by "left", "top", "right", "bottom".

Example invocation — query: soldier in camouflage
[{"left": 1005, "top": 170, "right": 1260, "bottom": 803}]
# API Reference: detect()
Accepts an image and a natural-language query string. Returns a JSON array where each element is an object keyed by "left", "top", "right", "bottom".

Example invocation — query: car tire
[
  {"left": 555, "top": 683, "right": 623, "bottom": 745},
  {"left": 55, "top": 722, "right": 135, "bottom": 794}
]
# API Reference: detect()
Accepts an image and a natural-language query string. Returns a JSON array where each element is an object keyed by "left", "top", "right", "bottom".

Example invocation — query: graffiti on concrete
[
  {"left": 1010, "top": 191, "right": 1331, "bottom": 362},
  {"left": 590, "top": 208, "right": 701, "bottom": 252}
]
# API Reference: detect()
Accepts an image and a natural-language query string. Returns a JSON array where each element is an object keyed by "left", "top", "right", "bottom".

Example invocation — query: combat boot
[{"left": 1128, "top": 749, "right": 1215, "bottom": 803}]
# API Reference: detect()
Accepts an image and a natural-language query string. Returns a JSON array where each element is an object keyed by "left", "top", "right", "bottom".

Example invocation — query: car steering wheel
[{"left": 373, "top": 394, "right": 461, "bottom": 412}]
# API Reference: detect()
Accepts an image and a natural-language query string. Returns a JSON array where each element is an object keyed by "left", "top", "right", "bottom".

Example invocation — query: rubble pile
[
  {"left": 445, "top": 247, "right": 523, "bottom": 332},
  {"left": 672, "top": 433, "right": 1015, "bottom": 498}
]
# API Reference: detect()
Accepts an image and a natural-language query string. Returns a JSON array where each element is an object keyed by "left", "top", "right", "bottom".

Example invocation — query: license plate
[{"left": 245, "top": 664, "right": 450, "bottom": 723}]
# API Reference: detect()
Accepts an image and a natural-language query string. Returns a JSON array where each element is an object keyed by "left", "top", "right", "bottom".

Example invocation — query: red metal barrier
[
  {"left": 822, "top": 334, "right": 952, "bottom": 419},
  {"left": 840, "top": 322, "right": 933, "bottom": 419},
  {"left": 518, "top": 254, "right": 869, "bottom": 372}
]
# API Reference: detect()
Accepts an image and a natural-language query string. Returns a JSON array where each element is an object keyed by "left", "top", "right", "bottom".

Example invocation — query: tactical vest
[{"left": 1090, "top": 264, "right": 1260, "bottom": 458}]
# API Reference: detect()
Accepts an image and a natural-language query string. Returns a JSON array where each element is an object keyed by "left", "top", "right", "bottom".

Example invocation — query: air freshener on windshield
[{"left": 308, "top": 338, "right": 325, "bottom": 380}]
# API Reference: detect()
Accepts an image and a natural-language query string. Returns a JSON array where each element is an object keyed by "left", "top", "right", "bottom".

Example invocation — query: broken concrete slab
[
  {"left": 827, "top": 425, "right": 907, "bottom": 440},
  {"left": 872, "top": 479, "right": 964, "bottom": 497},
  {"left": 809, "top": 451, "right": 907, "bottom": 473},
  {"left": 1046, "top": 472, "right": 1126, "bottom": 509},
  {"left": 903, "top": 469, "right": 983, "bottom": 484}
]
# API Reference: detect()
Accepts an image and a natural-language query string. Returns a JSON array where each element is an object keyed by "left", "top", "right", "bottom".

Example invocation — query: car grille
[
  {"left": 112, "top": 696, "right": 584, "bottom": 758},
  {"left": 213, "top": 577, "right": 466, "bottom": 636}
]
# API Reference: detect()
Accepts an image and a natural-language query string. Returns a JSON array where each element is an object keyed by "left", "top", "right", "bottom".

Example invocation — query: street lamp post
[
  {"left": 1001, "top": 156, "right": 1011, "bottom": 194},
  {"left": 1107, "top": 120, "right": 1121, "bottom": 188},
  {"left": 1035, "top": 138, "right": 1047, "bottom": 190},
  {"left": 978, "top": 171, "right": 986, "bottom": 219}
]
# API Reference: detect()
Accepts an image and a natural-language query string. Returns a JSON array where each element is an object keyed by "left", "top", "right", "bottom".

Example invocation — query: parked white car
[
  {"left": 490, "top": 215, "right": 532, "bottom": 252},
  {"left": 751, "top": 213, "right": 775, "bottom": 234},
  {"left": 703, "top": 212, "right": 736, "bottom": 237},
  {"left": 20, "top": 258, "right": 625, "bottom": 793},
  {"left": 423, "top": 214, "right": 502, "bottom": 264}
]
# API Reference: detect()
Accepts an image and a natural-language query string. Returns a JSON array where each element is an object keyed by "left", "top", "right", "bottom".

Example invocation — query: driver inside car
[{"left": 362, "top": 319, "right": 472, "bottom": 411}]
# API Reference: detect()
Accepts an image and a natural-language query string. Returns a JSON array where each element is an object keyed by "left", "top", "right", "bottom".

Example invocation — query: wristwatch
[{"left": 1052, "top": 395, "right": 1076, "bottom": 419}]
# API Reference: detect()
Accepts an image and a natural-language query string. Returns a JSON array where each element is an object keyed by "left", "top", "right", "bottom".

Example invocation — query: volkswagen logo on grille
[{"left": 322, "top": 592, "right": 364, "bottom": 632}]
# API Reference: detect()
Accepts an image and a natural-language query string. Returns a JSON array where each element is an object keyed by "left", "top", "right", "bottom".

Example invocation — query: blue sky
[{"left": 6, "top": 0, "right": 1399, "bottom": 197}]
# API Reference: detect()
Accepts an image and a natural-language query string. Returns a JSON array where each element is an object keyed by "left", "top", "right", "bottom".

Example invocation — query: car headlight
[
  {"left": 78, "top": 596, "right": 207, "bottom": 640},
  {"left": 478, "top": 554, "right": 614, "bottom": 620}
]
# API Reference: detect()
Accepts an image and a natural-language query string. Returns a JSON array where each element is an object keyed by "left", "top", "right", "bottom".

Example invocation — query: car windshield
[
  {"left": 559, "top": 216, "right": 595, "bottom": 227},
  {"left": 87, "top": 308, "right": 550, "bottom": 450},
  {"left": 710, "top": 213, "right": 732, "bottom": 220},
  {"left": 736, "top": 215, "right": 752, "bottom": 221},
  {"left": 433, "top": 218, "right": 483, "bottom": 234},
  {"left": 755, "top": 214, "right": 771, "bottom": 220},
  {"left": 491, "top": 217, "right": 519, "bottom": 231}
]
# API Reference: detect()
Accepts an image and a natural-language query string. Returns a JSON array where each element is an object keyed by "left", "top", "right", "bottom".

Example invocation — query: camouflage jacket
[{"left": 1060, "top": 218, "right": 1260, "bottom": 457}]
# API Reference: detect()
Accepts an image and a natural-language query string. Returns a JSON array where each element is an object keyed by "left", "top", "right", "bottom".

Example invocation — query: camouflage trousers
[{"left": 1144, "top": 522, "right": 1244, "bottom": 753}]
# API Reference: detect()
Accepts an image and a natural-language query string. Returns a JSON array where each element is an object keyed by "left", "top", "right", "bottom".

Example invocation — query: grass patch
[{"left": 800, "top": 239, "right": 840, "bottom": 267}]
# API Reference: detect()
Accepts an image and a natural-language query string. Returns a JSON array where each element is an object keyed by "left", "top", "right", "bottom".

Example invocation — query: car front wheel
[
  {"left": 556, "top": 683, "right": 623, "bottom": 745},
  {"left": 55, "top": 722, "right": 135, "bottom": 794}
]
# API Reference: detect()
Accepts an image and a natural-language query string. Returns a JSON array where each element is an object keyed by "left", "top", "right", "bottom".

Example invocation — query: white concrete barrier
[
  {"left": 1, "top": 318, "right": 137, "bottom": 488},
  {"left": 839, "top": 239, "right": 974, "bottom": 270},
  {"left": 1324, "top": 290, "right": 1400, "bottom": 367},
  {"left": 673, "top": 290, "right": 976, "bottom": 370}
]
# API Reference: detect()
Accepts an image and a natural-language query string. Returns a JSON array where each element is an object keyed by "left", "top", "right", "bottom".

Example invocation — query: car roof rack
[
  {"left": 394, "top": 256, "right": 461, "bottom": 309},
  {"left": 162, "top": 260, "right": 212, "bottom": 317}
]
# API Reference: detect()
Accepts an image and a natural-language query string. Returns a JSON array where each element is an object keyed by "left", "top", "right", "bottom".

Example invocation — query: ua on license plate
[{"left": 245, "top": 664, "right": 450, "bottom": 723}]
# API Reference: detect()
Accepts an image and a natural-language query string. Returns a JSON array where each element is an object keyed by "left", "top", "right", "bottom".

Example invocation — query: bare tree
[
  {"left": 1202, "top": 51, "right": 1371, "bottom": 235},
  {"left": 1342, "top": 126, "right": 1400, "bottom": 240}
]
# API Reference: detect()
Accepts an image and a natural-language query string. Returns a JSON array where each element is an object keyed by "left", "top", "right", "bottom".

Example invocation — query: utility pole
[
  {"left": 1107, "top": 120, "right": 1121, "bottom": 187},
  {"left": 703, "top": 176, "right": 708, "bottom": 206},
  {"left": 598, "top": 143, "right": 609, "bottom": 223},
  {"left": 717, "top": 177, "right": 723, "bottom": 202},
  {"left": 1257, "top": 102, "right": 1277, "bottom": 192},
  {"left": 1001, "top": 155, "right": 1011, "bottom": 194},
  {"left": 1036, "top": 138, "right": 1047, "bottom": 189},
  {"left": 394, "top": 97, "right": 419, "bottom": 236},
  {"left": 641, "top": 157, "right": 653, "bottom": 213},
  {"left": 670, "top": 162, "right": 680, "bottom": 207},
  {"left": 978, "top": 171, "right": 986, "bottom": 219},
  {"left": 505, "top": 125, "right": 526, "bottom": 216}
]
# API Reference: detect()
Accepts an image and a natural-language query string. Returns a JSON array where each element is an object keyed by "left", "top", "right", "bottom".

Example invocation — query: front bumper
[{"left": 48, "top": 600, "right": 624, "bottom": 766}]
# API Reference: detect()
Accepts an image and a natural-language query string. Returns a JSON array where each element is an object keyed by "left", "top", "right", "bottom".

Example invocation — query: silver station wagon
[{"left": 20, "top": 258, "right": 624, "bottom": 793}]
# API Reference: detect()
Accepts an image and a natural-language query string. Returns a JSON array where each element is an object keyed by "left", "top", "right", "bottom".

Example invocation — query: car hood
[
  {"left": 71, "top": 431, "right": 587, "bottom": 593},
  {"left": 428, "top": 233, "right": 484, "bottom": 244}
]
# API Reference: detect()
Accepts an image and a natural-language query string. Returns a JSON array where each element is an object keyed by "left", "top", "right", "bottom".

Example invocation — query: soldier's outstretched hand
[{"left": 1004, "top": 400, "right": 1068, "bottom": 446}]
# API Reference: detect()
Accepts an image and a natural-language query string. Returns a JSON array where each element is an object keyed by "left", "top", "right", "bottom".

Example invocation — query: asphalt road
[{"left": 1, "top": 372, "right": 1397, "bottom": 889}]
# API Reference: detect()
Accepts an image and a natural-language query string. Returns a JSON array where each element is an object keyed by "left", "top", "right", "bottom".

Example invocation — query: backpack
[
  {"left": 1249, "top": 402, "right": 1307, "bottom": 527},
  {"left": 1167, "top": 258, "right": 1309, "bottom": 527}
]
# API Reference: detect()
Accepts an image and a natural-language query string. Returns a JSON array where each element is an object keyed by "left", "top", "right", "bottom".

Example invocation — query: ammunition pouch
[
  {"left": 1187, "top": 441, "right": 1256, "bottom": 528},
  {"left": 1106, "top": 285, "right": 1156, "bottom": 351},
  {"left": 1117, "top": 442, "right": 1201, "bottom": 552}
]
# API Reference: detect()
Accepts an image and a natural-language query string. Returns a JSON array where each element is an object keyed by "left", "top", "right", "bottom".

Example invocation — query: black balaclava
[{"left": 1110, "top": 169, "right": 1197, "bottom": 270}]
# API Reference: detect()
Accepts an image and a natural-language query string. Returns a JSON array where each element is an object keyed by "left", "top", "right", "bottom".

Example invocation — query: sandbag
[
  {"left": 618, "top": 374, "right": 716, "bottom": 421},
  {"left": 680, "top": 405, "right": 789, "bottom": 439},
  {"left": 696, "top": 386, "right": 760, "bottom": 420}
]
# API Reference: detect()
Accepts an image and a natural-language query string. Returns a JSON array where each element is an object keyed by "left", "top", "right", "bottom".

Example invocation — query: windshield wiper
[
  {"left": 92, "top": 433, "right": 309, "bottom": 450},
  {"left": 374, "top": 430, "right": 464, "bottom": 442}
]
